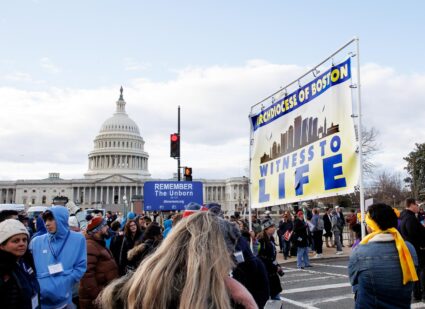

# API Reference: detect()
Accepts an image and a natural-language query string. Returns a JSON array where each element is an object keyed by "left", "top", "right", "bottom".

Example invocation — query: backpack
[{"left": 316, "top": 217, "right": 324, "bottom": 231}]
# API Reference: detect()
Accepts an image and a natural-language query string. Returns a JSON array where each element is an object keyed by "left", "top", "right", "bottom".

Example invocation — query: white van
[
  {"left": 0, "top": 204, "right": 26, "bottom": 212},
  {"left": 27, "top": 206, "right": 49, "bottom": 219}
]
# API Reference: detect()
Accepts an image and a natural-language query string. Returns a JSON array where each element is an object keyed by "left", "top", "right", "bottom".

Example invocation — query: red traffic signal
[{"left": 170, "top": 133, "right": 180, "bottom": 158}]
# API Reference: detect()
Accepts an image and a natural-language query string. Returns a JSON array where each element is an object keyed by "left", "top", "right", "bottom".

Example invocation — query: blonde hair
[{"left": 98, "top": 212, "right": 234, "bottom": 309}]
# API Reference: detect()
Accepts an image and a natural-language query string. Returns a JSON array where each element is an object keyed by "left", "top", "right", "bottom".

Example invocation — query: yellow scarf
[{"left": 360, "top": 213, "right": 418, "bottom": 285}]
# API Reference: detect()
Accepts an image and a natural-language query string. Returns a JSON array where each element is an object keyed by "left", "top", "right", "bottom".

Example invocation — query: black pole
[{"left": 178, "top": 106, "right": 181, "bottom": 181}]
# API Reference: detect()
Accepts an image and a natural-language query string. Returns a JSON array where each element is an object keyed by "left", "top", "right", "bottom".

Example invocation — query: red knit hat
[
  {"left": 87, "top": 216, "right": 107, "bottom": 232},
  {"left": 182, "top": 202, "right": 208, "bottom": 218}
]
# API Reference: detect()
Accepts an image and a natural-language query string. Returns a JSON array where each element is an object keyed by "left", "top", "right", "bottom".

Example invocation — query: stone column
[
  {"left": 94, "top": 187, "right": 98, "bottom": 203},
  {"left": 118, "top": 186, "right": 121, "bottom": 206},
  {"left": 100, "top": 187, "right": 103, "bottom": 204}
]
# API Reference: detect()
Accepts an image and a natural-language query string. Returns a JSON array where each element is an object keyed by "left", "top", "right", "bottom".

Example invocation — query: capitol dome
[{"left": 84, "top": 87, "right": 150, "bottom": 179}]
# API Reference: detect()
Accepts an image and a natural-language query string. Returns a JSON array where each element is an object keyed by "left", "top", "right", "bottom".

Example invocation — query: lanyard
[{"left": 48, "top": 231, "right": 70, "bottom": 261}]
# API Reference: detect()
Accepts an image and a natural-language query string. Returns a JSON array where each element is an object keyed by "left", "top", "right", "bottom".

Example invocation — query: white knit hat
[
  {"left": 66, "top": 201, "right": 80, "bottom": 215},
  {"left": 68, "top": 215, "right": 79, "bottom": 229},
  {"left": 0, "top": 219, "right": 29, "bottom": 244}
]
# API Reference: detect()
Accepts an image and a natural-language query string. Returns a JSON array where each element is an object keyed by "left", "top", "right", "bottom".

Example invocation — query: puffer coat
[{"left": 79, "top": 234, "right": 119, "bottom": 309}]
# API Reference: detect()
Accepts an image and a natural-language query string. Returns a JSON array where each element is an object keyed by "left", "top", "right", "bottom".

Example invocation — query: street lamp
[{"left": 123, "top": 196, "right": 128, "bottom": 218}]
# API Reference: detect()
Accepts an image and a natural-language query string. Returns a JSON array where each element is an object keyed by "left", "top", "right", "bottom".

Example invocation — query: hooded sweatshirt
[
  {"left": 162, "top": 219, "right": 173, "bottom": 238},
  {"left": 31, "top": 216, "right": 47, "bottom": 240},
  {"left": 29, "top": 206, "right": 87, "bottom": 309}
]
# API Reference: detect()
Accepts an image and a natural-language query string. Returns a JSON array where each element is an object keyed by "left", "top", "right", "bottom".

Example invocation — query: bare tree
[
  {"left": 366, "top": 170, "right": 407, "bottom": 206},
  {"left": 361, "top": 126, "right": 379, "bottom": 176}
]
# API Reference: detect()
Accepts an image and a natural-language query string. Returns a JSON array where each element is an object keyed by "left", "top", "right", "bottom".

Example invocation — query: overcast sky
[{"left": 0, "top": 1, "right": 424, "bottom": 181}]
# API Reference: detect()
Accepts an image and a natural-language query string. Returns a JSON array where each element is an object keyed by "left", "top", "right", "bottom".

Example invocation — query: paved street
[{"left": 278, "top": 257, "right": 425, "bottom": 309}]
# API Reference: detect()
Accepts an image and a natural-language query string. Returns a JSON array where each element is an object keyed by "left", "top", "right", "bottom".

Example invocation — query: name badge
[
  {"left": 48, "top": 263, "right": 64, "bottom": 275},
  {"left": 234, "top": 251, "right": 245, "bottom": 264},
  {"left": 32, "top": 294, "right": 39, "bottom": 309}
]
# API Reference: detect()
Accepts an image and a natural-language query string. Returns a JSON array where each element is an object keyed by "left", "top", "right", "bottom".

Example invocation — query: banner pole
[
  {"left": 248, "top": 113, "right": 254, "bottom": 251},
  {"left": 355, "top": 37, "right": 366, "bottom": 239}
]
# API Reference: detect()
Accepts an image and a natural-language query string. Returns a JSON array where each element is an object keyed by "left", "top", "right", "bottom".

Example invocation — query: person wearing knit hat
[
  {"left": 86, "top": 216, "right": 108, "bottom": 234},
  {"left": 258, "top": 217, "right": 283, "bottom": 299},
  {"left": 349, "top": 203, "right": 418, "bottom": 308},
  {"left": 79, "top": 215, "right": 118, "bottom": 309},
  {"left": 0, "top": 219, "right": 40, "bottom": 308}
]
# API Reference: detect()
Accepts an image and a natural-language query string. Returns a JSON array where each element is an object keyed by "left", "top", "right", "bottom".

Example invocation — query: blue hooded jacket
[
  {"left": 31, "top": 216, "right": 47, "bottom": 240},
  {"left": 29, "top": 206, "right": 87, "bottom": 309},
  {"left": 163, "top": 219, "right": 173, "bottom": 238}
]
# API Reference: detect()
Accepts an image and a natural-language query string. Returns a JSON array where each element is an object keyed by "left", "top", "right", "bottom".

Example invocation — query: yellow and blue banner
[{"left": 250, "top": 58, "right": 359, "bottom": 208}]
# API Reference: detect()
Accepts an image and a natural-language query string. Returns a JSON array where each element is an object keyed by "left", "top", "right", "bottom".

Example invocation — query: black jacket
[
  {"left": 258, "top": 235, "right": 282, "bottom": 298},
  {"left": 293, "top": 218, "right": 309, "bottom": 247},
  {"left": 400, "top": 209, "right": 425, "bottom": 252},
  {"left": 278, "top": 220, "right": 293, "bottom": 236},
  {"left": 233, "top": 237, "right": 269, "bottom": 309},
  {"left": 0, "top": 249, "right": 40, "bottom": 309},
  {"left": 323, "top": 213, "right": 332, "bottom": 232},
  {"left": 126, "top": 239, "right": 160, "bottom": 271}
]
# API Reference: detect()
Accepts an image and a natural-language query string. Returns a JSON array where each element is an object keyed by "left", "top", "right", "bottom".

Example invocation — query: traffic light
[
  {"left": 184, "top": 167, "right": 192, "bottom": 181},
  {"left": 170, "top": 133, "right": 180, "bottom": 158}
]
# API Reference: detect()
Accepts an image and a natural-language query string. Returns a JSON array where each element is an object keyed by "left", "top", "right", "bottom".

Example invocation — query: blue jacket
[
  {"left": 29, "top": 206, "right": 87, "bottom": 309},
  {"left": 32, "top": 216, "right": 47, "bottom": 240},
  {"left": 348, "top": 237, "right": 417, "bottom": 309},
  {"left": 163, "top": 219, "right": 173, "bottom": 238}
]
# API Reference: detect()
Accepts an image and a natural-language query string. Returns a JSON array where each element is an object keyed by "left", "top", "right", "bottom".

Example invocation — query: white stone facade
[{"left": 0, "top": 88, "right": 248, "bottom": 214}]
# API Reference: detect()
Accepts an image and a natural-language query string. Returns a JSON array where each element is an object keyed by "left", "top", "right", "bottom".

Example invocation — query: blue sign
[{"left": 143, "top": 181, "right": 203, "bottom": 211}]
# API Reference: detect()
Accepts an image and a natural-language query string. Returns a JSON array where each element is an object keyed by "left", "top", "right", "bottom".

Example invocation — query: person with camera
[{"left": 258, "top": 219, "right": 283, "bottom": 300}]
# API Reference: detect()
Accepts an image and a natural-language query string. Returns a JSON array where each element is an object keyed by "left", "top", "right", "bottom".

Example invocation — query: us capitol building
[{"left": 0, "top": 88, "right": 248, "bottom": 214}]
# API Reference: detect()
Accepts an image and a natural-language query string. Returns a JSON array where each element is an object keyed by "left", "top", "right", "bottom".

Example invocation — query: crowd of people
[{"left": 0, "top": 196, "right": 424, "bottom": 308}]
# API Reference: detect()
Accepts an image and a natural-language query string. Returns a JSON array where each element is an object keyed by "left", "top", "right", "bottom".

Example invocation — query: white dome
[
  {"left": 85, "top": 87, "right": 150, "bottom": 180},
  {"left": 100, "top": 114, "right": 140, "bottom": 135}
]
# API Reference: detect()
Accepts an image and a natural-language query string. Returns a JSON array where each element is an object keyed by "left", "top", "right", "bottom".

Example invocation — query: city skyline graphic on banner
[{"left": 260, "top": 112, "right": 339, "bottom": 164}]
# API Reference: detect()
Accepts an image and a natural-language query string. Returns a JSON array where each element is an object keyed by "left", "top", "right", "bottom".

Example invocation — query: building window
[
  {"left": 32, "top": 198, "right": 36, "bottom": 204},
  {"left": 53, "top": 189, "right": 57, "bottom": 193},
  {"left": 23, "top": 198, "right": 27, "bottom": 204},
  {"left": 43, "top": 190, "right": 46, "bottom": 193},
  {"left": 61, "top": 189, "right": 65, "bottom": 192},
  {"left": 24, "top": 190, "right": 27, "bottom": 193},
  {"left": 32, "top": 189, "right": 36, "bottom": 193},
  {"left": 42, "top": 196, "right": 46, "bottom": 204}
]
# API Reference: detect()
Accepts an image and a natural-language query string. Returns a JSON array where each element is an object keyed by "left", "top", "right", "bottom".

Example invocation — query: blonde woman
[{"left": 98, "top": 211, "right": 257, "bottom": 309}]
